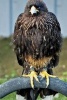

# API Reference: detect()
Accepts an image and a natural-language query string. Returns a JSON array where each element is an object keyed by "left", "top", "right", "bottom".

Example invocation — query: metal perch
[{"left": 0, "top": 76, "right": 67, "bottom": 98}]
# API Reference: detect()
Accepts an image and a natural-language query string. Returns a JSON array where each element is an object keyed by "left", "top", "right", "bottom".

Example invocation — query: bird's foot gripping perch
[
  {"left": 40, "top": 70, "right": 56, "bottom": 87},
  {"left": 22, "top": 67, "right": 39, "bottom": 88}
]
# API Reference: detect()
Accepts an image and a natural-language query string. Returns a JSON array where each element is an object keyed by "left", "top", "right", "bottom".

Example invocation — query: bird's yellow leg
[
  {"left": 40, "top": 70, "right": 56, "bottom": 87},
  {"left": 23, "top": 70, "right": 39, "bottom": 88}
]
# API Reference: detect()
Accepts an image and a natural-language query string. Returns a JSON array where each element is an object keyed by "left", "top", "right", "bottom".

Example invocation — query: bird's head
[{"left": 24, "top": 0, "right": 48, "bottom": 16}]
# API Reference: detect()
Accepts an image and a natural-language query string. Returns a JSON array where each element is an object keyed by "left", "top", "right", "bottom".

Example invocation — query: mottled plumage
[
  {"left": 13, "top": 0, "right": 62, "bottom": 99},
  {"left": 14, "top": 8, "right": 62, "bottom": 71}
]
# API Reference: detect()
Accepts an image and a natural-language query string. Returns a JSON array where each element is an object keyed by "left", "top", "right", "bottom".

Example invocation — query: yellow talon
[
  {"left": 40, "top": 71, "right": 56, "bottom": 87},
  {"left": 23, "top": 71, "right": 39, "bottom": 88}
]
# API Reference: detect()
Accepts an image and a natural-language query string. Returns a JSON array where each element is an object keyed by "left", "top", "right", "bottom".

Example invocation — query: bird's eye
[
  {"left": 38, "top": 6, "right": 42, "bottom": 10},
  {"left": 38, "top": 7, "right": 41, "bottom": 9}
]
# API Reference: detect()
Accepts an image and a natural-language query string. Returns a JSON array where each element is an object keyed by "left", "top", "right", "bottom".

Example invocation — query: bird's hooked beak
[{"left": 30, "top": 6, "right": 39, "bottom": 15}]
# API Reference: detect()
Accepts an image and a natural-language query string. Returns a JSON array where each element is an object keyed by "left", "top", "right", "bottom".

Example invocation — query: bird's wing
[
  {"left": 13, "top": 13, "right": 25, "bottom": 66},
  {"left": 44, "top": 12, "right": 62, "bottom": 67}
]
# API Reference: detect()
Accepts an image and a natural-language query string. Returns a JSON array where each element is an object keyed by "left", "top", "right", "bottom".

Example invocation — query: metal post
[
  {"left": 9, "top": 0, "right": 13, "bottom": 35},
  {"left": 54, "top": 0, "right": 57, "bottom": 15}
]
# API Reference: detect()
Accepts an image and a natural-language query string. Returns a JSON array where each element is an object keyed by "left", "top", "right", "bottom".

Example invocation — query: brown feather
[{"left": 25, "top": 55, "right": 52, "bottom": 70}]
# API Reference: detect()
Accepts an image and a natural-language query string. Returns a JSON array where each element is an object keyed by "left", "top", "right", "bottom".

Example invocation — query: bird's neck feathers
[{"left": 20, "top": 13, "right": 47, "bottom": 31}]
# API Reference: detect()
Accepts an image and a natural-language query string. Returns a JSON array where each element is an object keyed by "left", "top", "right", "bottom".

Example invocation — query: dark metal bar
[
  {"left": 54, "top": 0, "right": 58, "bottom": 15},
  {"left": 9, "top": 0, "right": 13, "bottom": 35}
]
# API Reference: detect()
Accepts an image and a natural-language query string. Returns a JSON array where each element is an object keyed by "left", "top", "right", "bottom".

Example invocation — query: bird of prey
[{"left": 13, "top": 0, "right": 62, "bottom": 99}]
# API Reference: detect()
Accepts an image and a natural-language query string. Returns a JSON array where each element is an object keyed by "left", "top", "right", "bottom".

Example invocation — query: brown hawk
[{"left": 13, "top": 0, "right": 62, "bottom": 99}]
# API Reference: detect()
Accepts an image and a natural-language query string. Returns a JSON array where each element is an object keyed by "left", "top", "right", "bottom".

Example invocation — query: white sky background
[{"left": 0, "top": 0, "right": 67, "bottom": 37}]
